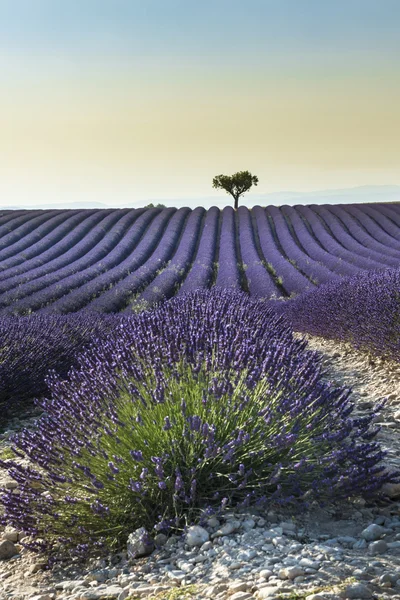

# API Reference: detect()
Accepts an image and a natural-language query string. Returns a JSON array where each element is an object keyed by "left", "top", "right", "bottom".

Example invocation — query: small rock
[
  {"left": 242, "top": 518, "right": 256, "bottom": 531},
  {"left": 29, "top": 561, "right": 48, "bottom": 574},
  {"left": 360, "top": 524, "right": 387, "bottom": 541},
  {"left": 212, "top": 520, "right": 241, "bottom": 537},
  {"left": 229, "top": 581, "right": 250, "bottom": 593},
  {"left": 368, "top": 540, "right": 388, "bottom": 555},
  {"left": 343, "top": 583, "right": 373, "bottom": 599},
  {"left": 154, "top": 533, "right": 168, "bottom": 547},
  {"left": 0, "top": 540, "right": 18, "bottom": 559},
  {"left": 127, "top": 527, "right": 155, "bottom": 558},
  {"left": 378, "top": 573, "right": 394, "bottom": 587},
  {"left": 2, "top": 527, "right": 19, "bottom": 543},
  {"left": 206, "top": 516, "right": 220, "bottom": 528},
  {"left": 185, "top": 525, "right": 210, "bottom": 547},
  {"left": 167, "top": 569, "right": 186, "bottom": 581},
  {"left": 230, "top": 593, "right": 253, "bottom": 600},
  {"left": 279, "top": 566, "right": 305, "bottom": 580},
  {"left": 259, "top": 569, "right": 273, "bottom": 579}
]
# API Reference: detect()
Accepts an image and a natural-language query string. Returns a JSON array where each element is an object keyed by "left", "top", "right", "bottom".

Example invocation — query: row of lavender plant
[
  {"left": 0, "top": 211, "right": 101, "bottom": 281},
  {"left": 344, "top": 205, "right": 400, "bottom": 248},
  {"left": 0, "top": 205, "right": 399, "bottom": 312},
  {"left": 266, "top": 206, "right": 339, "bottom": 285},
  {"left": 237, "top": 206, "right": 281, "bottom": 298},
  {"left": 282, "top": 206, "right": 360, "bottom": 277},
  {"left": 251, "top": 206, "right": 312, "bottom": 296},
  {"left": 327, "top": 205, "right": 400, "bottom": 264},
  {"left": 280, "top": 266, "right": 400, "bottom": 362},
  {"left": 177, "top": 206, "right": 220, "bottom": 294},
  {"left": 85, "top": 208, "right": 191, "bottom": 312},
  {"left": 0, "top": 312, "right": 120, "bottom": 425},
  {"left": 1, "top": 288, "right": 396, "bottom": 561},
  {"left": 41, "top": 209, "right": 176, "bottom": 314},
  {"left": 0, "top": 210, "right": 124, "bottom": 306},
  {"left": 130, "top": 207, "right": 205, "bottom": 310},
  {"left": 311, "top": 205, "right": 397, "bottom": 269},
  {"left": 0, "top": 210, "right": 57, "bottom": 255},
  {"left": 0, "top": 210, "right": 83, "bottom": 270},
  {"left": 0, "top": 210, "right": 142, "bottom": 315},
  {"left": 0, "top": 210, "right": 34, "bottom": 231},
  {"left": 295, "top": 206, "right": 383, "bottom": 272}
]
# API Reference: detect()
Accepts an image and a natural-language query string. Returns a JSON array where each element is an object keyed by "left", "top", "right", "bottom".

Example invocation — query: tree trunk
[{"left": 234, "top": 195, "right": 239, "bottom": 210}]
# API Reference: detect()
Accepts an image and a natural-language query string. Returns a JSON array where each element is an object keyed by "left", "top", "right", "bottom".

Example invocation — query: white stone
[
  {"left": 259, "top": 569, "right": 273, "bottom": 579},
  {"left": 279, "top": 566, "right": 305, "bottom": 580},
  {"left": 229, "top": 581, "right": 250, "bottom": 592},
  {"left": 230, "top": 593, "right": 253, "bottom": 600},
  {"left": 2, "top": 527, "right": 19, "bottom": 543},
  {"left": 212, "top": 520, "right": 241, "bottom": 537},
  {"left": 185, "top": 525, "right": 210, "bottom": 547}
]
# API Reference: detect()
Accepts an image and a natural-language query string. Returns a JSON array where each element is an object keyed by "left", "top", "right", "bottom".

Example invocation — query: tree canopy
[{"left": 212, "top": 170, "right": 259, "bottom": 209}]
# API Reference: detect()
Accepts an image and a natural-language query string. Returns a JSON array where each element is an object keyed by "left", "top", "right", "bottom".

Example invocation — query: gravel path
[{"left": 1, "top": 335, "right": 400, "bottom": 600}]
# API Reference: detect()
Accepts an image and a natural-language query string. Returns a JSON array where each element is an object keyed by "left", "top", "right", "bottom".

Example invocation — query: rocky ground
[{"left": 1, "top": 335, "right": 400, "bottom": 600}]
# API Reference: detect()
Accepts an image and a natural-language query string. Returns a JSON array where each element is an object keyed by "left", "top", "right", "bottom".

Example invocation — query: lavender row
[
  {"left": 0, "top": 210, "right": 139, "bottom": 314},
  {"left": 34, "top": 208, "right": 160, "bottom": 314},
  {"left": 310, "top": 206, "right": 395, "bottom": 269},
  {"left": 282, "top": 206, "right": 360, "bottom": 277},
  {"left": 214, "top": 206, "right": 241, "bottom": 289},
  {"left": 361, "top": 205, "right": 400, "bottom": 242},
  {"left": 266, "top": 206, "right": 339, "bottom": 285},
  {"left": 1, "top": 289, "right": 394, "bottom": 559},
  {"left": 251, "top": 206, "right": 311, "bottom": 296},
  {"left": 343, "top": 205, "right": 400, "bottom": 250},
  {"left": 0, "top": 210, "right": 34, "bottom": 232},
  {"left": 131, "top": 207, "right": 205, "bottom": 309},
  {"left": 237, "top": 205, "right": 281, "bottom": 298},
  {"left": 326, "top": 205, "right": 400, "bottom": 265},
  {"left": 0, "top": 210, "right": 60, "bottom": 258},
  {"left": 294, "top": 206, "right": 382, "bottom": 272},
  {"left": 281, "top": 266, "right": 400, "bottom": 362},
  {"left": 177, "top": 206, "right": 220, "bottom": 294},
  {"left": 0, "top": 312, "right": 120, "bottom": 423},
  {"left": 0, "top": 210, "right": 118, "bottom": 294},
  {"left": 0, "top": 210, "right": 92, "bottom": 279},
  {"left": 86, "top": 207, "right": 191, "bottom": 312},
  {"left": 0, "top": 205, "right": 398, "bottom": 312},
  {"left": 44, "top": 208, "right": 176, "bottom": 313}
]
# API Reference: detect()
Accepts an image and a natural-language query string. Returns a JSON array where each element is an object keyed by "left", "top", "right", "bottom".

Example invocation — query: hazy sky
[{"left": 0, "top": 0, "right": 399, "bottom": 207}]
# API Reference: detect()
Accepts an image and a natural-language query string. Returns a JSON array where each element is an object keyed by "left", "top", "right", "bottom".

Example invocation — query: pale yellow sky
[{"left": 0, "top": 1, "right": 399, "bottom": 207}]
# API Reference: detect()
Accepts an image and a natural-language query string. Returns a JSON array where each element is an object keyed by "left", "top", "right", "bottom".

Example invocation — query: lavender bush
[
  {"left": 0, "top": 313, "right": 120, "bottom": 425},
  {"left": 0, "top": 289, "right": 395, "bottom": 560},
  {"left": 281, "top": 266, "right": 400, "bottom": 361}
]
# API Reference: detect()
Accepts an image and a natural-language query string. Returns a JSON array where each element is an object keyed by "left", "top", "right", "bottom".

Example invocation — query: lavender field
[
  {"left": 1, "top": 202, "right": 400, "bottom": 566},
  {"left": 0, "top": 202, "right": 400, "bottom": 314}
]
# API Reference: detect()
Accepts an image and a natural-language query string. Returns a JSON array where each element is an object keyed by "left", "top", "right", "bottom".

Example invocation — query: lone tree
[{"left": 212, "top": 170, "right": 258, "bottom": 210}]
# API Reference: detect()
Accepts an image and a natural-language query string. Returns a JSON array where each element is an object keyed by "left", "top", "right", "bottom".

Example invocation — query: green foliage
[
  {"left": 212, "top": 170, "right": 258, "bottom": 209},
  {"left": 144, "top": 203, "right": 167, "bottom": 209},
  {"left": 0, "top": 445, "right": 14, "bottom": 460}
]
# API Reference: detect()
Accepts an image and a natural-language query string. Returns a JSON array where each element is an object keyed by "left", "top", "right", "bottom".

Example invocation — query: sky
[{"left": 0, "top": 0, "right": 399, "bottom": 208}]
